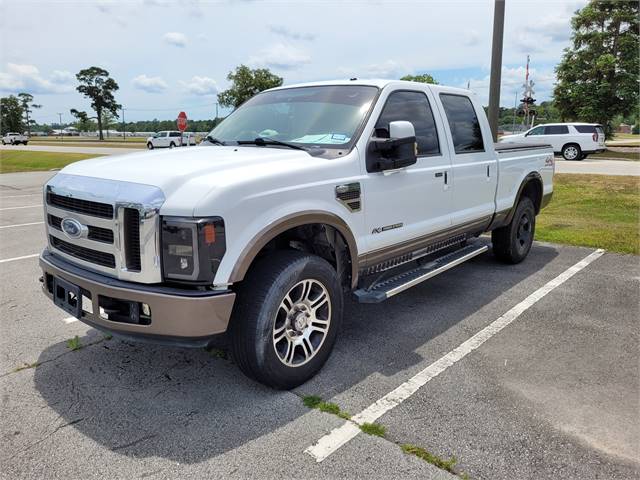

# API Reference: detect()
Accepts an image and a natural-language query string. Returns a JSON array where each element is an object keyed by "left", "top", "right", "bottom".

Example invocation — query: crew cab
[
  {"left": 146, "top": 131, "right": 196, "bottom": 149},
  {"left": 500, "top": 122, "right": 605, "bottom": 160},
  {"left": 2, "top": 132, "right": 28, "bottom": 145},
  {"left": 39, "top": 80, "right": 554, "bottom": 389}
]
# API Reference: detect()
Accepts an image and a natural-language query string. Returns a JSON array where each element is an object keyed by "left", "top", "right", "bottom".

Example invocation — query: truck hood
[{"left": 59, "top": 145, "right": 334, "bottom": 215}]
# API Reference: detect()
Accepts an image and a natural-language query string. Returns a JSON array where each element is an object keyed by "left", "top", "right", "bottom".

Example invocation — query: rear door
[
  {"left": 543, "top": 125, "right": 570, "bottom": 152},
  {"left": 437, "top": 93, "right": 498, "bottom": 227}
]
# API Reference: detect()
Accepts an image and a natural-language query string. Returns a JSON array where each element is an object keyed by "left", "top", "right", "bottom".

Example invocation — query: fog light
[{"left": 141, "top": 303, "right": 151, "bottom": 316}]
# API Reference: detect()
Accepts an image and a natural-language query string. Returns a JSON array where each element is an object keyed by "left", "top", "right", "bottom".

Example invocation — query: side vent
[
  {"left": 123, "top": 208, "right": 141, "bottom": 271},
  {"left": 335, "top": 183, "right": 361, "bottom": 212}
]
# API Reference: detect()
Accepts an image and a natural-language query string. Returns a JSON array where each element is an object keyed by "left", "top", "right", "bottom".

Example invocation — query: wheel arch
[
  {"left": 228, "top": 211, "right": 359, "bottom": 289},
  {"left": 503, "top": 172, "right": 543, "bottom": 226}
]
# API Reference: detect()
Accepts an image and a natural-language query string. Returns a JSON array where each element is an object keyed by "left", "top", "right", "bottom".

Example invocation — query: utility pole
[
  {"left": 487, "top": 0, "right": 505, "bottom": 142},
  {"left": 121, "top": 107, "right": 126, "bottom": 142},
  {"left": 512, "top": 91, "right": 518, "bottom": 133},
  {"left": 57, "top": 112, "right": 63, "bottom": 143}
]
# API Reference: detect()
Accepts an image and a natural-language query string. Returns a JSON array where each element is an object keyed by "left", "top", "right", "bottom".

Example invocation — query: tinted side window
[
  {"left": 439, "top": 94, "right": 484, "bottom": 153},
  {"left": 375, "top": 91, "right": 440, "bottom": 156},
  {"left": 170, "top": 132, "right": 181, "bottom": 137},
  {"left": 527, "top": 126, "right": 545, "bottom": 136},
  {"left": 544, "top": 125, "right": 569, "bottom": 135},
  {"left": 574, "top": 125, "right": 596, "bottom": 133}
]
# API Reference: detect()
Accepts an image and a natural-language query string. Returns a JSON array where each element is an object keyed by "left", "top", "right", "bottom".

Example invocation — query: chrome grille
[
  {"left": 44, "top": 174, "right": 165, "bottom": 283},
  {"left": 50, "top": 235, "right": 116, "bottom": 268},
  {"left": 47, "top": 192, "right": 114, "bottom": 218}
]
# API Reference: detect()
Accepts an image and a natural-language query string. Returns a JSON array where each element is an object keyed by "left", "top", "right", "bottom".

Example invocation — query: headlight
[{"left": 161, "top": 216, "right": 226, "bottom": 283}]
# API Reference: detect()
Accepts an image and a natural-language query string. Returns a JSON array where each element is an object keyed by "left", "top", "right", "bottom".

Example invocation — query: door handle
[{"left": 435, "top": 172, "right": 443, "bottom": 178}]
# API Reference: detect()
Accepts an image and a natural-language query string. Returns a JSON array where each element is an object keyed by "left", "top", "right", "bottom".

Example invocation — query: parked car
[
  {"left": 2, "top": 132, "right": 28, "bottom": 145},
  {"left": 146, "top": 131, "right": 196, "bottom": 149},
  {"left": 39, "top": 79, "right": 554, "bottom": 389},
  {"left": 500, "top": 123, "right": 605, "bottom": 160}
]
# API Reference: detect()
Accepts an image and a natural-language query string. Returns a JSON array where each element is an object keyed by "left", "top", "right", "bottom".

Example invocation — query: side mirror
[{"left": 367, "top": 121, "right": 418, "bottom": 173}]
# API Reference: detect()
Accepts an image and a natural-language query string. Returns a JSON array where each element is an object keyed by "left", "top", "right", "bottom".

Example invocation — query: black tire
[
  {"left": 492, "top": 197, "right": 536, "bottom": 264},
  {"left": 169, "top": 142, "right": 175, "bottom": 149},
  {"left": 229, "top": 250, "right": 343, "bottom": 389},
  {"left": 147, "top": 142, "right": 154, "bottom": 150},
  {"left": 562, "top": 143, "right": 581, "bottom": 161},
  {"left": 1, "top": 141, "right": 5, "bottom": 145},
  {"left": 23, "top": 141, "right": 28, "bottom": 145}
]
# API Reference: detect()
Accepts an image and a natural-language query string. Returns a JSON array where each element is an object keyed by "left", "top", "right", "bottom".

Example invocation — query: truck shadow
[{"left": 33, "top": 242, "right": 560, "bottom": 463}]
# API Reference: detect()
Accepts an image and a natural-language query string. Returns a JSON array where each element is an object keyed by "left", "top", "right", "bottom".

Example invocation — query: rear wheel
[
  {"left": 492, "top": 197, "right": 536, "bottom": 264},
  {"left": 562, "top": 143, "right": 581, "bottom": 161},
  {"left": 230, "top": 251, "right": 343, "bottom": 389}
]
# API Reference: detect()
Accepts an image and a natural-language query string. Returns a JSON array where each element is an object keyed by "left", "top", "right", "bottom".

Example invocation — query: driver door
[{"left": 362, "top": 89, "right": 453, "bottom": 257}]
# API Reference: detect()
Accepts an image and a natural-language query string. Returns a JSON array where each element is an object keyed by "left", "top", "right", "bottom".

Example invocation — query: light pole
[
  {"left": 121, "top": 107, "right": 126, "bottom": 142},
  {"left": 488, "top": 0, "right": 505, "bottom": 142},
  {"left": 57, "top": 112, "right": 63, "bottom": 143}
]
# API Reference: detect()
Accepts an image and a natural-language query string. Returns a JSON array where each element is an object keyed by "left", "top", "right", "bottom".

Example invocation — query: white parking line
[
  {"left": 305, "top": 248, "right": 606, "bottom": 463},
  {"left": 0, "top": 253, "right": 39, "bottom": 263},
  {"left": 62, "top": 317, "right": 78, "bottom": 324},
  {"left": 0, "top": 221, "right": 44, "bottom": 229},
  {"left": 0, "top": 204, "right": 43, "bottom": 211},
  {"left": 0, "top": 193, "right": 41, "bottom": 199}
]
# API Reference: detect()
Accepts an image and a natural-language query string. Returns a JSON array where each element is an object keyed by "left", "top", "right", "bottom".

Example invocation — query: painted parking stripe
[
  {"left": 62, "top": 317, "right": 78, "bottom": 324},
  {"left": 0, "top": 253, "right": 39, "bottom": 263},
  {"left": 0, "top": 221, "right": 44, "bottom": 229},
  {"left": 0, "top": 193, "right": 41, "bottom": 199},
  {"left": 0, "top": 204, "right": 43, "bottom": 211},
  {"left": 305, "top": 248, "right": 606, "bottom": 463}
]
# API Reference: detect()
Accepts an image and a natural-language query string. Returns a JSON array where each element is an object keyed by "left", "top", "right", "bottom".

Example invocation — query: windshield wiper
[
  {"left": 204, "top": 135, "right": 225, "bottom": 146},
  {"left": 236, "top": 137, "right": 308, "bottom": 151}
]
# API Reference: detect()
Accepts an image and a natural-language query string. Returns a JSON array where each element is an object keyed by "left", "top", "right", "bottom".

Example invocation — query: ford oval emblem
[{"left": 61, "top": 217, "right": 85, "bottom": 239}]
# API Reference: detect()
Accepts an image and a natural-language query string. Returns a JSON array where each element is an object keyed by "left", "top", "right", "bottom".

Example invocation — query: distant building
[{"left": 617, "top": 123, "right": 632, "bottom": 134}]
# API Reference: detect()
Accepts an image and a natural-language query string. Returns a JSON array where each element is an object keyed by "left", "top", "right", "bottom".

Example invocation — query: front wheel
[
  {"left": 147, "top": 142, "right": 154, "bottom": 150},
  {"left": 230, "top": 251, "right": 343, "bottom": 389},
  {"left": 492, "top": 197, "right": 536, "bottom": 264},
  {"left": 23, "top": 141, "right": 28, "bottom": 145},
  {"left": 169, "top": 142, "right": 175, "bottom": 149},
  {"left": 562, "top": 143, "right": 581, "bottom": 161}
]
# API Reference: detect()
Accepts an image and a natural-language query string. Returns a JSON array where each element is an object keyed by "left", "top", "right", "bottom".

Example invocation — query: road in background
[
  {"left": 1, "top": 144, "right": 143, "bottom": 155},
  {"left": 555, "top": 158, "right": 640, "bottom": 176}
]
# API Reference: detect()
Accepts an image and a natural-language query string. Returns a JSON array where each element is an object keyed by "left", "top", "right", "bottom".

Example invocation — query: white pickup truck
[
  {"left": 2, "top": 132, "right": 28, "bottom": 145},
  {"left": 146, "top": 131, "right": 196, "bottom": 149},
  {"left": 39, "top": 79, "right": 554, "bottom": 389}
]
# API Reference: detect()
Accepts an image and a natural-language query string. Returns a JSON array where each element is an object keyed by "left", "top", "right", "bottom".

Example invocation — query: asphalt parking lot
[{"left": 1, "top": 171, "right": 638, "bottom": 479}]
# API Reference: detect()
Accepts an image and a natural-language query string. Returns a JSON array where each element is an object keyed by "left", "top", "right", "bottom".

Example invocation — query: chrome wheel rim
[
  {"left": 565, "top": 146, "right": 578, "bottom": 160},
  {"left": 272, "top": 279, "right": 331, "bottom": 367}
]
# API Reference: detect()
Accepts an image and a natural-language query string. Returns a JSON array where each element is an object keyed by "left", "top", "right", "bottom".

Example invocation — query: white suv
[
  {"left": 146, "top": 131, "right": 183, "bottom": 149},
  {"left": 500, "top": 123, "right": 605, "bottom": 160}
]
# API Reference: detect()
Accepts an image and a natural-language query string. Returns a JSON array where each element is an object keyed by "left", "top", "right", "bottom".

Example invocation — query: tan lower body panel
[{"left": 40, "top": 253, "right": 235, "bottom": 339}]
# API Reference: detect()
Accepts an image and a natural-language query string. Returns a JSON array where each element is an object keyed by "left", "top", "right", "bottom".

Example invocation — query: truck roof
[{"left": 268, "top": 79, "right": 474, "bottom": 97}]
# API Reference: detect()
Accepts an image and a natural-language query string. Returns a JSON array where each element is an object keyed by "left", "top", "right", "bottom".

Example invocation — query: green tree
[
  {"left": 218, "top": 65, "right": 283, "bottom": 109},
  {"left": 70, "top": 108, "right": 97, "bottom": 132},
  {"left": 554, "top": 1, "right": 639, "bottom": 137},
  {"left": 74, "top": 67, "right": 121, "bottom": 140},
  {"left": 17, "top": 93, "right": 41, "bottom": 136},
  {"left": 400, "top": 74, "right": 439, "bottom": 84},
  {"left": 0, "top": 95, "right": 24, "bottom": 135}
]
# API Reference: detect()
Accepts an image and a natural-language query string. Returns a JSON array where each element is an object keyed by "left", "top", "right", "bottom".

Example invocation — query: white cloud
[
  {"left": 248, "top": 43, "right": 310, "bottom": 70},
  {"left": 0, "top": 63, "right": 74, "bottom": 94},
  {"left": 179, "top": 76, "right": 218, "bottom": 95},
  {"left": 164, "top": 32, "right": 188, "bottom": 47},
  {"left": 132, "top": 74, "right": 168, "bottom": 93},
  {"left": 269, "top": 25, "right": 315, "bottom": 41},
  {"left": 338, "top": 60, "right": 407, "bottom": 79}
]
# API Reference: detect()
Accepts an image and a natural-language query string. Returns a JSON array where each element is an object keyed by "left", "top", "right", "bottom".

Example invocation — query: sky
[{"left": 0, "top": 0, "right": 587, "bottom": 124}]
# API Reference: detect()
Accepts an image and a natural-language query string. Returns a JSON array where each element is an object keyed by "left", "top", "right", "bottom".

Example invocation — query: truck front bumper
[{"left": 40, "top": 250, "right": 236, "bottom": 347}]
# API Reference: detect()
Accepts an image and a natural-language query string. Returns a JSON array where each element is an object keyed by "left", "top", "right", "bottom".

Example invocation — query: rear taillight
[{"left": 592, "top": 133, "right": 597, "bottom": 142}]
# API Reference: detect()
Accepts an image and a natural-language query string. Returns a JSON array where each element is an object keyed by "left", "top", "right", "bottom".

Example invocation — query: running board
[{"left": 354, "top": 244, "right": 489, "bottom": 303}]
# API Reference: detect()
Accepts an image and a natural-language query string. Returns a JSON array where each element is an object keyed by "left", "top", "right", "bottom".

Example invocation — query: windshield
[{"left": 208, "top": 85, "right": 378, "bottom": 148}]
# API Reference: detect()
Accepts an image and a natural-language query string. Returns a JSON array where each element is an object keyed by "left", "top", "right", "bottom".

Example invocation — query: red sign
[{"left": 177, "top": 111, "right": 188, "bottom": 132}]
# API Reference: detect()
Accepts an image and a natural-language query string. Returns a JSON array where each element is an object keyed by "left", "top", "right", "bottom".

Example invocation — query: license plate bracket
[{"left": 53, "top": 276, "right": 82, "bottom": 318}]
